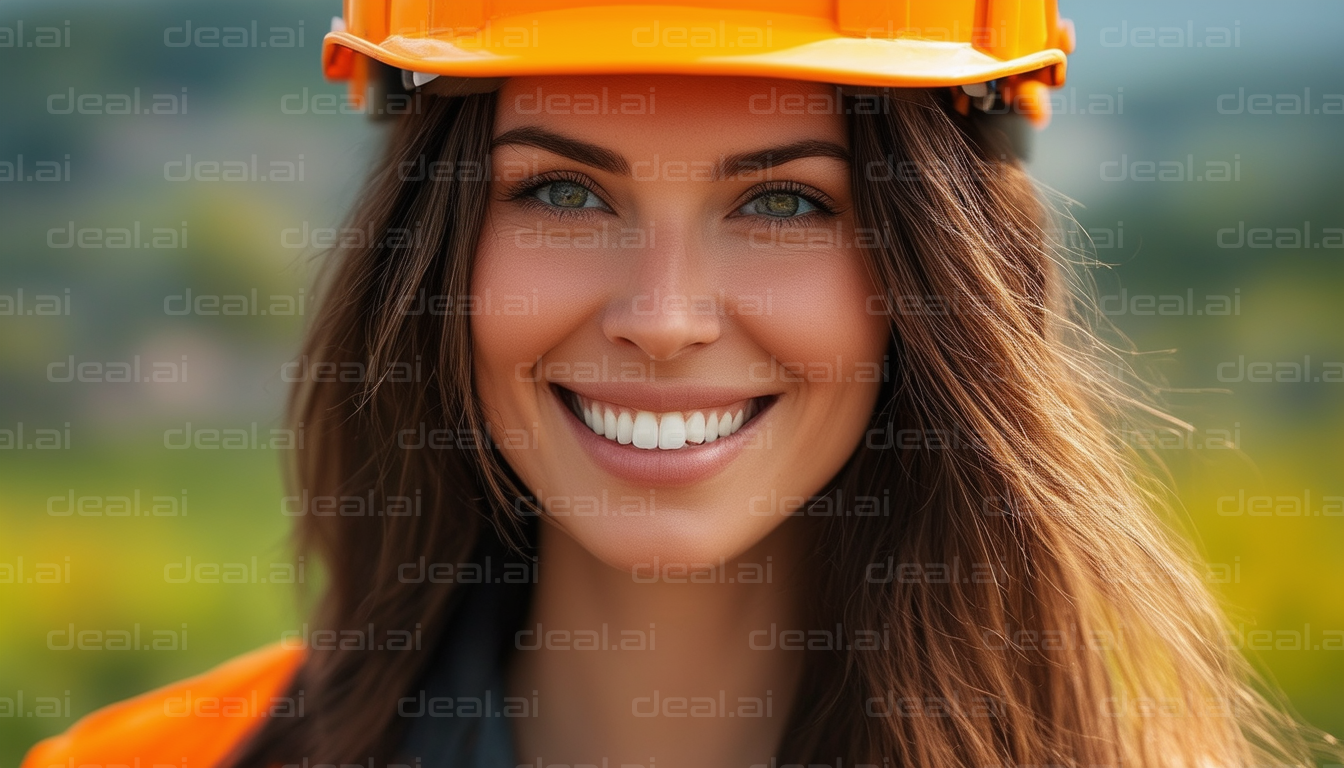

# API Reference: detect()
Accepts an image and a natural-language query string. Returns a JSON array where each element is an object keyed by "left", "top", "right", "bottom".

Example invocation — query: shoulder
[{"left": 22, "top": 642, "right": 305, "bottom": 768}]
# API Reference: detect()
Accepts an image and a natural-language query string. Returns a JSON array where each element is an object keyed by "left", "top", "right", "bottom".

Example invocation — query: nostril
[
  {"left": 601, "top": 295, "right": 723, "bottom": 362},
  {"left": 612, "top": 336, "right": 712, "bottom": 363}
]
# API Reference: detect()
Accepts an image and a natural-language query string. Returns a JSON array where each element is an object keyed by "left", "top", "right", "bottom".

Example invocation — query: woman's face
[{"left": 473, "top": 75, "right": 889, "bottom": 571}]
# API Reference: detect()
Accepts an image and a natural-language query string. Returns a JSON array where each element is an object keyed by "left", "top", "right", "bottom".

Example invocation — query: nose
[{"left": 601, "top": 227, "right": 722, "bottom": 361}]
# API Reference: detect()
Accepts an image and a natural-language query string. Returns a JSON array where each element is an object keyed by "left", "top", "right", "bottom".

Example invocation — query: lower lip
[{"left": 552, "top": 387, "right": 773, "bottom": 487}]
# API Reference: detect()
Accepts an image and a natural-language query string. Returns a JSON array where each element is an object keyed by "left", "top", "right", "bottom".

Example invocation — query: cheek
[
  {"left": 728, "top": 249, "right": 888, "bottom": 384},
  {"left": 470, "top": 230, "right": 599, "bottom": 415}
]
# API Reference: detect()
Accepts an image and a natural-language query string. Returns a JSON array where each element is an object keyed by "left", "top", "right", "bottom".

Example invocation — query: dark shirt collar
[{"left": 396, "top": 518, "right": 537, "bottom": 768}]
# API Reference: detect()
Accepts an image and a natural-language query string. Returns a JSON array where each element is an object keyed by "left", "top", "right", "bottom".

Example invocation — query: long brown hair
[{"left": 228, "top": 86, "right": 1336, "bottom": 767}]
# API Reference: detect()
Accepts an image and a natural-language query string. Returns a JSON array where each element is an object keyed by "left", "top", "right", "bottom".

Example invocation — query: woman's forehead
[{"left": 492, "top": 74, "right": 849, "bottom": 152}]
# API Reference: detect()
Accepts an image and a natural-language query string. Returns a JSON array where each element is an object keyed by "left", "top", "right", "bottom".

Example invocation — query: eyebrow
[
  {"left": 717, "top": 140, "right": 851, "bottom": 180},
  {"left": 491, "top": 126, "right": 850, "bottom": 180},
  {"left": 493, "top": 126, "right": 631, "bottom": 175}
]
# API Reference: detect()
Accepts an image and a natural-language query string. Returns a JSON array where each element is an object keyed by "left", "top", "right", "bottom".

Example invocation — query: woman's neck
[{"left": 506, "top": 517, "right": 807, "bottom": 768}]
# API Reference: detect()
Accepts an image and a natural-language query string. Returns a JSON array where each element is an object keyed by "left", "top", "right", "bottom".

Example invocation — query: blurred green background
[{"left": 1, "top": 0, "right": 1341, "bottom": 763}]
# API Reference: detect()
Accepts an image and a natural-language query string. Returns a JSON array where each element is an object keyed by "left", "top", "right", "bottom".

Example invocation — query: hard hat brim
[{"left": 322, "top": 5, "right": 1066, "bottom": 92}]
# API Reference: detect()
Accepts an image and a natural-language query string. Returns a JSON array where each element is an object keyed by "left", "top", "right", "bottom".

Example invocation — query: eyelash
[
  {"left": 506, "top": 170, "right": 609, "bottom": 222},
  {"left": 505, "top": 172, "right": 839, "bottom": 227},
  {"left": 733, "top": 180, "right": 838, "bottom": 227}
]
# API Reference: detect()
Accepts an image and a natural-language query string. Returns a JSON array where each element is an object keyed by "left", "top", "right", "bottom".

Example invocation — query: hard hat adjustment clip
[{"left": 961, "top": 80, "right": 999, "bottom": 112}]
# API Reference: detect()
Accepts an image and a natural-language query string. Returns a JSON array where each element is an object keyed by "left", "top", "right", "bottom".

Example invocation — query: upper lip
[{"left": 549, "top": 382, "right": 780, "bottom": 413}]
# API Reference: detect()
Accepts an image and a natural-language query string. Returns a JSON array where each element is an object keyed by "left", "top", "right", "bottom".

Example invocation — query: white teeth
[
  {"left": 685, "top": 412, "right": 705, "bottom": 444},
  {"left": 632, "top": 411, "right": 659, "bottom": 449},
  {"left": 569, "top": 393, "right": 764, "bottom": 451},
  {"left": 658, "top": 412, "right": 686, "bottom": 450},
  {"left": 704, "top": 412, "right": 720, "bottom": 442}
]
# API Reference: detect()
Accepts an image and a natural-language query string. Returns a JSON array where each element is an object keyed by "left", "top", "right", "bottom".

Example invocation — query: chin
[{"left": 547, "top": 500, "right": 788, "bottom": 576}]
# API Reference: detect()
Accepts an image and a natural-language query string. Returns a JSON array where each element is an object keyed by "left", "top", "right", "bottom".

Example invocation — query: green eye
[
  {"left": 535, "top": 181, "right": 604, "bottom": 209},
  {"left": 739, "top": 192, "right": 818, "bottom": 218}
]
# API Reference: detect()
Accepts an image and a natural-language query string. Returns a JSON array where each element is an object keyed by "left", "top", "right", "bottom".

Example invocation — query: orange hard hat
[{"left": 322, "top": 0, "right": 1074, "bottom": 126}]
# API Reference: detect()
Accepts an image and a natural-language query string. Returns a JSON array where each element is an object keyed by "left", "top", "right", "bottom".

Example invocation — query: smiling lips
[
  {"left": 554, "top": 385, "right": 770, "bottom": 450},
  {"left": 550, "top": 383, "right": 777, "bottom": 485}
]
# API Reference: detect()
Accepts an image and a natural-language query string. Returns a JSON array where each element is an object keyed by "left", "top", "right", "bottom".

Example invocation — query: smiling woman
[
  {"left": 22, "top": 3, "right": 1344, "bottom": 768},
  {"left": 473, "top": 77, "right": 888, "bottom": 574}
]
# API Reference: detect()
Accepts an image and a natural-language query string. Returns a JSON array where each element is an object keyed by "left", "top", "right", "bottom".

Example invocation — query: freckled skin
[{"left": 473, "top": 74, "right": 890, "bottom": 571}]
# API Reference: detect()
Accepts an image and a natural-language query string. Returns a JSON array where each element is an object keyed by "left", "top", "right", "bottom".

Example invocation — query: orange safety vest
[{"left": 21, "top": 643, "right": 305, "bottom": 768}]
